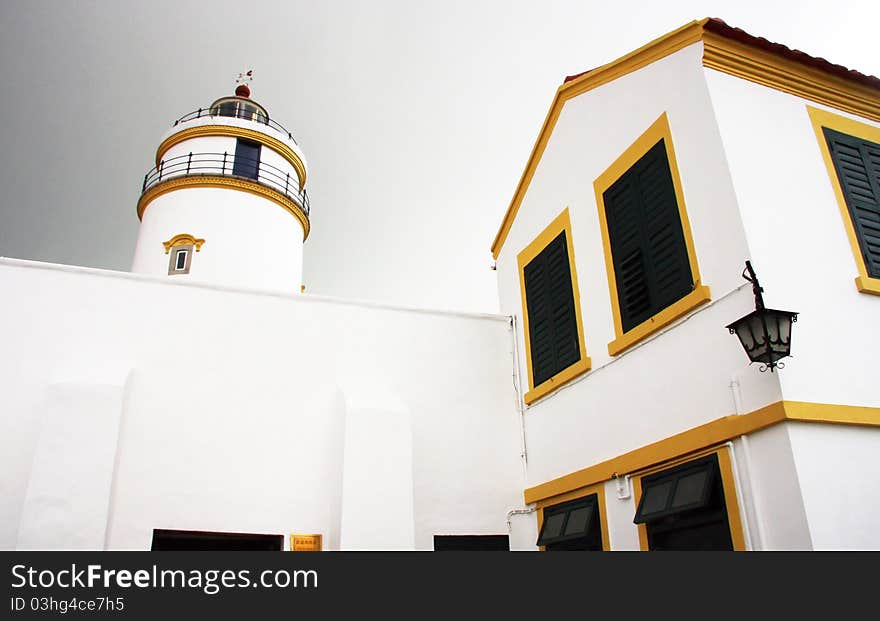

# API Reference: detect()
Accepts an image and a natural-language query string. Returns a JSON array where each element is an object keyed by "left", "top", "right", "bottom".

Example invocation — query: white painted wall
[
  {"left": 736, "top": 425, "right": 813, "bottom": 550},
  {"left": 16, "top": 380, "right": 128, "bottom": 550},
  {"left": 787, "top": 422, "right": 880, "bottom": 550},
  {"left": 704, "top": 69, "right": 880, "bottom": 409},
  {"left": 494, "top": 43, "right": 782, "bottom": 489},
  {"left": 603, "top": 479, "right": 641, "bottom": 551},
  {"left": 0, "top": 258, "right": 524, "bottom": 550},
  {"left": 131, "top": 186, "right": 306, "bottom": 293}
]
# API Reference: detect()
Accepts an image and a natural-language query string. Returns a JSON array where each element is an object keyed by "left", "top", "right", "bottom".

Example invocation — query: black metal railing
[
  {"left": 174, "top": 107, "right": 299, "bottom": 144},
  {"left": 141, "top": 152, "right": 310, "bottom": 216}
]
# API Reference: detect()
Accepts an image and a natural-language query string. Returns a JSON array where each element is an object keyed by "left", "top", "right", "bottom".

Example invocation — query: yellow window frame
[
  {"left": 630, "top": 445, "right": 746, "bottom": 551},
  {"left": 807, "top": 105, "right": 880, "bottom": 296},
  {"left": 593, "top": 112, "right": 711, "bottom": 356},
  {"left": 535, "top": 482, "right": 611, "bottom": 551},
  {"left": 517, "top": 208, "right": 591, "bottom": 405}
]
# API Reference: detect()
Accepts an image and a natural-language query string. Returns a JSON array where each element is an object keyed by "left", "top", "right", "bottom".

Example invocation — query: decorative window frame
[
  {"left": 163, "top": 233, "right": 205, "bottom": 276},
  {"left": 517, "top": 208, "right": 591, "bottom": 405},
  {"left": 535, "top": 482, "right": 610, "bottom": 551},
  {"left": 806, "top": 105, "right": 880, "bottom": 296},
  {"left": 593, "top": 112, "right": 710, "bottom": 356},
  {"left": 630, "top": 446, "right": 746, "bottom": 551}
]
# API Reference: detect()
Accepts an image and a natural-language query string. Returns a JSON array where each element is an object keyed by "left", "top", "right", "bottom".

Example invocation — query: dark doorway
[
  {"left": 232, "top": 139, "right": 261, "bottom": 180},
  {"left": 433, "top": 535, "right": 510, "bottom": 551},
  {"left": 151, "top": 529, "right": 284, "bottom": 551}
]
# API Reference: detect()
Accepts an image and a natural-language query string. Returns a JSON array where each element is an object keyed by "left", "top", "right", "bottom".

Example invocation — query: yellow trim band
[
  {"left": 156, "top": 125, "right": 307, "bottom": 188},
  {"left": 137, "top": 176, "right": 310, "bottom": 240},
  {"left": 491, "top": 19, "right": 880, "bottom": 260},
  {"left": 517, "top": 208, "right": 592, "bottom": 404},
  {"left": 806, "top": 106, "right": 880, "bottom": 296},
  {"left": 593, "top": 112, "right": 708, "bottom": 355},
  {"left": 524, "top": 400, "right": 880, "bottom": 505}
]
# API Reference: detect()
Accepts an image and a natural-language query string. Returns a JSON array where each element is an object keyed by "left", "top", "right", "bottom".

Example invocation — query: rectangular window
[
  {"left": 168, "top": 244, "right": 194, "bottom": 275},
  {"left": 537, "top": 494, "right": 603, "bottom": 551},
  {"left": 632, "top": 451, "right": 745, "bottom": 551},
  {"left": 808, "top": 106, "right": 880, "bottom": 295},
  {"left": 517, "top": 209, "right": 590, "bottom": 404},
  {"left": 233, "top": 138, "right": 261, "bottom": 180},
  {"left": 604, "top": 139, "right": 693, "bottom": 333},
  {"left": 594, "top": 113, "right": 710, "bottom": 355},
  {"left": 524, "top": 230, "right": 580, "bottom": 386},
  {"left": 823, "top": 128, "right": 880, "bottom": 279}
]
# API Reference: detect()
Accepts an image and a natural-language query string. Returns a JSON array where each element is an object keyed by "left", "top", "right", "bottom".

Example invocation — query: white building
[{"left": 2, "top": 18, "right": 879, "bottom": 551}]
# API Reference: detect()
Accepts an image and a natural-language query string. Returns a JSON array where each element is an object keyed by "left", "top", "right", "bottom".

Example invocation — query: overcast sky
[{"left": 1, "top": 1, "right": 877, "bottom": 313}]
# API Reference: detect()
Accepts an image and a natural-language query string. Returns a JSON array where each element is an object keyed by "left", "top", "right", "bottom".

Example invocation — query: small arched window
[{"left": 163, "top": 234, "right": 205, "bottom": 276}]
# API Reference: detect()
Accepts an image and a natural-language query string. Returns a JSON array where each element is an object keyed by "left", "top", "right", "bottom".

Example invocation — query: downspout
[
  {"left": 729, "top": 377, "right": 765, "bottom": 550},
  {"left": 509, "top": 315, "right": 528, "bottom": 476}
]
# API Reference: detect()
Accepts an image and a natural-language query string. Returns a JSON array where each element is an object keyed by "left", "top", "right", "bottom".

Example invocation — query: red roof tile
[{"left": 563, "top": 18, "right": 880, "bottom": 91}]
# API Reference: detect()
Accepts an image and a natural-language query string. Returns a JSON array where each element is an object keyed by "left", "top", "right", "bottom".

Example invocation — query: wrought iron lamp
[{"left": 726, "top": 261, "right": 798, "bottom": 372}]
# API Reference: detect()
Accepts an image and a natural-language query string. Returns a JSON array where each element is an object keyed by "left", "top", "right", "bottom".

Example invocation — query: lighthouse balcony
[
  {"left": 173, "top": 104, "right": 300, "bottom": 147},
  {"left": 139, "top": 151, "right": 310, "bottom": 216}
]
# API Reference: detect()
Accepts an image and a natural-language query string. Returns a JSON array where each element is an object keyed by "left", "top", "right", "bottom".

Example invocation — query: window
[
  {"left": 433, "top": 535, "right": 510, "bottom": 551},
  {"left": 162, "top": 233, "right": 204, "bottom": 276},
  {"left": 174, "top": 249, "right": 188, "bottom": 271},
  {"left": 632, "top": 451, "right": 745, "bottom": 551},
  {"left": 537, "top": 494, "right": 604, "bottom": 551},
  {"left": 807, "top": 106, "right": 880, "bottom": 295},
  {"left": 169, "top": 245, "right": 192, "bottom": 275},
  {"left": 594, "top": 113, "right": 710, "bottom": 355},
  {"left": 233, "top": 138, "right": 261, "bottom": 180},
  {"left": 517, "top": 209, "right": 590, "bottom": 404},
  {"left": 151, "top": 529, "right": 284, "bottom": 551}
]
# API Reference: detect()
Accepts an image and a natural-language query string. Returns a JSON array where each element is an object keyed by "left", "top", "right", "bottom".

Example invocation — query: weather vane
[{"left": 235, "top": 70, "right": 254, "bottom": 86}]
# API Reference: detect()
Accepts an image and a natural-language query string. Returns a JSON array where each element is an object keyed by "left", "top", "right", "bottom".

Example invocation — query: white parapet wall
[{"left": 0, "top": 258, "right": 524, "bottom": 551}]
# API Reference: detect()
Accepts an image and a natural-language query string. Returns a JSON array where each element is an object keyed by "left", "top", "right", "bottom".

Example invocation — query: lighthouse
[{"left": 131, "top": 75, "right": 310, "bottom": 292}]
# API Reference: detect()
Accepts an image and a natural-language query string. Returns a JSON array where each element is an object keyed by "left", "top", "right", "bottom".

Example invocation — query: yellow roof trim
[{"left": 491, "top": 18, "right": 880, "bottom": 259}]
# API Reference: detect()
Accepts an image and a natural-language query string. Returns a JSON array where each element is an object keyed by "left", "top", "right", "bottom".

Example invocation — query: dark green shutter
[
  {"left": 603, "top": 139, "right": 694, "bottom": 332},
  {"left": 823, "top": 128, "right": 880, "bottom": 278},
  {"left": 524, "top": 231, "right": 581, "bottom": 386}
]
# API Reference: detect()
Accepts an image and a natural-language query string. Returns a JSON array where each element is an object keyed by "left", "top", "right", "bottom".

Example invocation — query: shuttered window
[
  {"left": 823, "top": 128, "right": 880, "bottom": 279},
  {"left": 523, "top": 231, "right": 581, "bottom": 386},
  {"left": 603, "top": 139, "right": 694, "bottom": 333},
  {"left": 633, "top": 454, "right": 734, "bottom": 551}
]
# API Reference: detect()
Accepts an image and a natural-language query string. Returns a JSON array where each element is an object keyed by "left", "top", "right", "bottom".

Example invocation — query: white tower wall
[{"left": 131, "top": 187, "right": 305, "bottom": 292}]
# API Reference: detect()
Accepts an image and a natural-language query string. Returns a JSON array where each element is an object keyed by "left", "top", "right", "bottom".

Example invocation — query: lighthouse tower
[{"left": 131, "top": 77, "right": 309, "bottom": 292}]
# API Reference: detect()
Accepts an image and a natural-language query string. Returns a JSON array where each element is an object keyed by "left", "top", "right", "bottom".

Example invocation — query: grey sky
[{"left": 1, "top": 1, "right": 877, "bottom": 312}]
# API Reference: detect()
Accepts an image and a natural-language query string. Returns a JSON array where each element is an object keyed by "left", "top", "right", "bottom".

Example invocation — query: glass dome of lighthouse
[{"left": 209, "top": 80, "right": 270, "bottom": 125}]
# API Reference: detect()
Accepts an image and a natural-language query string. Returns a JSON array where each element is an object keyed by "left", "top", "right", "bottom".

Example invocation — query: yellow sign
[{"left": 290, "top": 534, "right": 322, "bottom": 551}]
